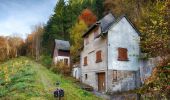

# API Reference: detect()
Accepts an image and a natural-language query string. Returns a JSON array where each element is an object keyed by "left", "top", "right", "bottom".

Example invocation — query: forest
[{"left": 0, "top": 0, "right": 169, "bottom": 99}]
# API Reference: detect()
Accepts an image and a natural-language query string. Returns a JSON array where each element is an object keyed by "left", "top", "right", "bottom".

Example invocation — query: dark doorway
[{"left": 98, "top": 72, "right": 105, "bottom": 91}]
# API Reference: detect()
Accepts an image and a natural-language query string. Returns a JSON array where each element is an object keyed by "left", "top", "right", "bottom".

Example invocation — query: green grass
[{"left": 0, "top": 57, "right": 102, "bottom": 100}]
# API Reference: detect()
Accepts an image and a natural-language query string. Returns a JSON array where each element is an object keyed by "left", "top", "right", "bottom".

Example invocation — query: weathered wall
[
  {"left": 108, "top": 17, "right": 140, "bottom": 71},
  {"left": 81, "top": 27, "right": 108, "bottom": 91},
  {"left": 113, "top": 70, "right": 138, "bottom": 92},
  {"left": 140, "top": 57, "right": 161, "bottom": 83},
  {"left": 72, "top": 64, "right": 81, "bottom": 80}
]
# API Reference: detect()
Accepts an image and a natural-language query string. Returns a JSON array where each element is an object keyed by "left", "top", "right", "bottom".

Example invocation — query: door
[{"left": 98, "top": 72, "right": 105, "bottom": 91}]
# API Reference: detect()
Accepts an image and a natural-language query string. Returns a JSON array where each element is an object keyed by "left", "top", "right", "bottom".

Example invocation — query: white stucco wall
[
  {"left": 72, "top": 67, "right": 81, "bottom": 80},
  {"left": 54, "top": 56, "right": 70, "bottom": 65},
  {"left": 108, "top": 17, "right": 140, "bottom": 71},
  {"left": 80, "top": 27, "right": 108, "bottom": 91}
]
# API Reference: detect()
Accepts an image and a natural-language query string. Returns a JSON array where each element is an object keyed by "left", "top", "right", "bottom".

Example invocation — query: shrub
[
  {"left": 39, "top": 55, "right": 52, "bottom": 68},
  {"left": 51, "top": 61, "right": 70, "bottom": 75}
]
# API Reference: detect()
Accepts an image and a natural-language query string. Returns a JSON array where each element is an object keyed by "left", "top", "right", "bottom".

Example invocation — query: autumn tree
[
  {"left": 0, "top": 36, "right": 24, "bottom": 62},
  {"left": 26, "top": 33, "right": 34, "bottom": 56},
  {"left": 70, "top": 20, "right": 87, "bottom": 63},
  {"left": 79, "top": 8, "right": 97, "bottom": 27},
  {"left": 135, "top": 1, "right": 170, "bottom": 97},
  {"left": 0, "top": 36, "right": 9, "bottom": 61},
  {"left": 25, "top": 24, "right": 44, "bottom": 60},
  {"left": 140, "top": 1, "right": 170, "bottom": 58},
  {"left": 32, "top": 24, "right": 44, "bottom": 61},
  {"left": 8, "top": 36, "right": 24, "bottom": 58}
]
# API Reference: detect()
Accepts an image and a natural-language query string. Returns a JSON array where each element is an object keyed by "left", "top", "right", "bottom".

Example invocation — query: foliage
[
  {"left": 140, "top": 1, "right": 170, "bottom": 57},
  {"left": 42, "top": 0, "right": 104, "bottom": 54},
  {"left": 70, "top": 8, "right": 96, "bottom": 63},
  {"left": 39, "top": 55, "right": 52, "bottom": 68},
  {"left": 70, "top": 20, "right": 87, "bottom": 63},
  {"left": 138, "top": 56, "right": 170, "bottom": 99},
  {"left": 51, "top": 61, "right": 70, "bottom": 75},
  {"left": 42, "top": 0, "right": 71, "bottom": 54},
  {"left": 25, "top": 24, "right": 44, "bottom": 60},
  {"left": 0, "top": 36, "right": 24, "bottom": 62},
  {"left": 79, "top": 8, "right": 97, "bottom": 27}
]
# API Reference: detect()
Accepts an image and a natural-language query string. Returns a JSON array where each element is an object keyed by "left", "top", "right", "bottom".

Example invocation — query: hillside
[{"left": 0, "top": 57, "right": 102, "bottom": 100}]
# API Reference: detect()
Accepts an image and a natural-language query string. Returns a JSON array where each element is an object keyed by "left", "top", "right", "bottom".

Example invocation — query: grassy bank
[{"left": 0, "top": 57, "right": 102, "bottom": 100}]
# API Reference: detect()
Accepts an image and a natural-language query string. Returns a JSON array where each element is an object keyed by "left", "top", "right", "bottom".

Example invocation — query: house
[
  {"left": 80, "top": 13, "right": 141, "bottom": 92},
  {"left": 53, "top": 39, "right": 70, "bottom": 66}
]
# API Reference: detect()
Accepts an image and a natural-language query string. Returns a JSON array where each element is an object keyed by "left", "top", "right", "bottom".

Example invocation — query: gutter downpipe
[
  {"left": 101, "top": 32, "right": 109, "bottom": 94},
  {"left": 107, "top": 33, "right": 109, "bottom": 94}
]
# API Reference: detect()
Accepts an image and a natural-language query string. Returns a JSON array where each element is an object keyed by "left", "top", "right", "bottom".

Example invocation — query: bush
[
  {"left": 51, "top": 61, "right": 70, "bottom": 75},
  {"left": 39, "top": 55, "right": 52, "bottom": 68}
]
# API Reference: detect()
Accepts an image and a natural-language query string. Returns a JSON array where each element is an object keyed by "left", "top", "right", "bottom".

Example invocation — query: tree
[
  {"left": 25, "top": 24, "right": 44, "bottom": 60},
  {"left": 32, "top": 24, "right": 44, "bottom": 61},
  {"left": 79, "top": 8, "right": 97, "bottom": 27},
  {"left": 93, "top": 0, "right": 104, "bottom": 19},
  {"left": 0, "top": 36, "right": 9, "bottom": 61},
  {"left": 42, "top": 0, "right": 101, "bottom": 55},
  {"left": 140, "top": 1, "right": 170, "bottom": 57},
  {"left": 70, "top": 20, "right": 87, "bottom": 63},
  {"left": 8, "top": 36, "right": 23, "bottom": 58}
]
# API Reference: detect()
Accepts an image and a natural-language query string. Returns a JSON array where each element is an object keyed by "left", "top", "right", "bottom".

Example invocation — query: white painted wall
[
  {"left": 54, "top": 56, "right": 70, "bottom": 65},
  {"left": 108, "top": 17, "right": 140, "bottom": 71},
  {"left": 72, "top": 67, "right": 81, "bottom": 80},
  {"left": 81, "top": 27, "right": 108, "bottom": 91}
]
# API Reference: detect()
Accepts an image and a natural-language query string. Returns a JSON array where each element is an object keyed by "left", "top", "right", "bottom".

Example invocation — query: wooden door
[{"left": 98, "top": 72, "right": 105, "bottom": 91}]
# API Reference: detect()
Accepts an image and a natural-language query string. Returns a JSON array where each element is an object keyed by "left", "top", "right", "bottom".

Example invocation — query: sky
[{"left": 0, "top": 0, "right": 57, "bottom": 39}]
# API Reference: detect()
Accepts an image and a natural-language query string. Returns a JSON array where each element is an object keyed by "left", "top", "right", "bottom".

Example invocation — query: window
[
  {"left": 118, "top": 48, "right": 128, "bottom": 61},
  {"left": 84, "top": 56, "right": 87, "bottom": 66},
  {"left": 64, "top": 58, "right": 68, "bottom": 65},
  {"left": 113, "top": 70, "right": 117, "bottom": 82},
  {"left": 96, "top": 50, "right": 102, "bottom": 63},
  {"left": 85, "top": 36, "right": 89, "bottom": 45},
  {"left": 85, "top": 74, "right": 88, "bottom": 80}
]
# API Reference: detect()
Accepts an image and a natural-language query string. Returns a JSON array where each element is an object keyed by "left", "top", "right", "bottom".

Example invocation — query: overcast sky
[{"left": 0, "top": 0, "right": 57, "bottom": 39}]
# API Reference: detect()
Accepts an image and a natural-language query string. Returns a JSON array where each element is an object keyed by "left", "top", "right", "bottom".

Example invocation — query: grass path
[
  {"left": 0, "top": 57, "right": 102, "bottom": 100},
  {"left": 32, "top": 61, "right": 102, "bottom": 100},
  {"left": 34, "top": 63, "right": 55, "bottom": 94}
]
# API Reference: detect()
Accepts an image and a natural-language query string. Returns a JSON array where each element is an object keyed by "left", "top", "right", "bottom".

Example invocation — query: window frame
[
  {"left": 83, "top": 56, "right": 88, "bottom": 66},
  {"left": 96, "top": 50, "right": 102, "bottom": 63},
  {"left": 118, "top": 47, "right": 128, "bottom": 61}
]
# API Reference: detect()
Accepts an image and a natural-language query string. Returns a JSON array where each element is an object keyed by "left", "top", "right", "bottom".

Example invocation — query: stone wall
[
  {"left": 108, "top": 70, "right": 140, "bottom": 92},
  {"left": 140, "top": 57, "right": 161, "bottom": 83}
]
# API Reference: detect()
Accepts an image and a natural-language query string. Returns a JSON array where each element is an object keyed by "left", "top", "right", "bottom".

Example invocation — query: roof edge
[
  {"left": 82, "top": 23, "right": 99, "bottom": 38},
  {"left": 102, "top": 14, "right": 141, "bottom": 36}
]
